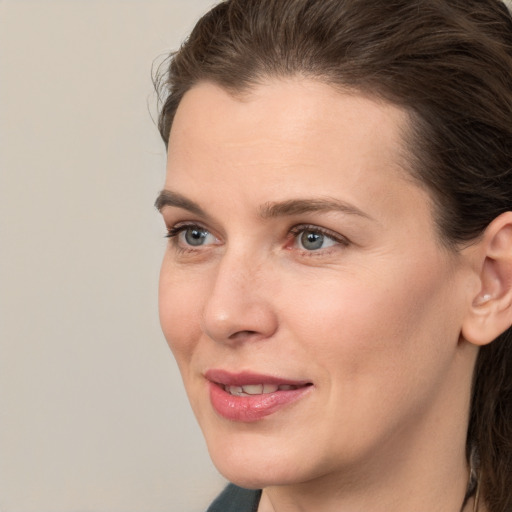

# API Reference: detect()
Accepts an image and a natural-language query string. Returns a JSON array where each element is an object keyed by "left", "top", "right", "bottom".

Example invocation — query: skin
[{"left": 158, "top": 79, "right": 484, "bottom": 511}]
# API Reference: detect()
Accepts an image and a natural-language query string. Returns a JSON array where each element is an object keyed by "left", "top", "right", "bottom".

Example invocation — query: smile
[
  {"left": 223, "top": 383, "right": 300, "bottom": 396},
  {"left": 205, "top": 370, "right": 313, "bottom": 422}
]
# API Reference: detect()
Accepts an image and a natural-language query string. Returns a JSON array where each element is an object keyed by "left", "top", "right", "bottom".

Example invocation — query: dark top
[
  {"left": 206, "top": 482, "right": 476, "bottom": 511},
  {"left": 206, "top": 484, "right": 262, "bottom": 512}
]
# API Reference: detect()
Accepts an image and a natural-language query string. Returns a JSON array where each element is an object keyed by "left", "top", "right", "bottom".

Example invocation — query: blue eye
[
  {"left": 300, "top": 231, "right": 324, "bottom": 250},
  {"left": 294, "top": 227, "right": 340, "bottom": 251},
  {"left": 182, "top": 227, "right": 210, "bottom": 246},
  {"left": 166, "top": 225, "right": 217, "bottom": 247}
]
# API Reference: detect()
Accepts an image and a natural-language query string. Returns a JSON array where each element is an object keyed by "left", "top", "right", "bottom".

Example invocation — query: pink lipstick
[{"left": 205, "top": 370, "right": 313, "bottom": 422}]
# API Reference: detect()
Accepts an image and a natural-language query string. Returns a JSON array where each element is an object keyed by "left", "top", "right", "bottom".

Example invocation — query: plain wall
[{"left": 0, "top": 1, "right": 225, "bottom": 511}]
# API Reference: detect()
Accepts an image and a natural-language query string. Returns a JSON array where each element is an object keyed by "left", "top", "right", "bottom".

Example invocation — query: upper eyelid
[
  {"left": 163, "top": 215, "right": 225, "bottom": 238},
  {"left": 166, "top": 222, "right": 213, "bottom": 237},
  {"left": 290, "top": 224, "right": 338, "bottom": 236},
  {"left": 289, "top": 224, "right": 350, "bottom": 244},
  {"left": 167, "top": 220, "right": 209, "bottom": 230},
  {"left": 166, "top": 220, "right": 213, "bottom": 235}
]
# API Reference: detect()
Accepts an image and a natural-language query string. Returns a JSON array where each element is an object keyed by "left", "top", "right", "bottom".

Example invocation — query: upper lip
[{"left": 205, "top": 369, "right": 311, "bottom": 387}]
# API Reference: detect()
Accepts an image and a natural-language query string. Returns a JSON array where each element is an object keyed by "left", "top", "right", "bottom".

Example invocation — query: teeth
[
  {"left": 226, "top": 386, "right": 244, "bottom": 396},
  {"left": 224, "top": 384, "right": 299, "bottom": 396},
  {"left": 242, "top": 384, "right": 264, "bottom": 395}
]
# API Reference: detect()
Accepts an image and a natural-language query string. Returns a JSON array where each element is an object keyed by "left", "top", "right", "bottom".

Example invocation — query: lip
[{"left": 205, "top": 369, "right": 313, "bottom": 422}]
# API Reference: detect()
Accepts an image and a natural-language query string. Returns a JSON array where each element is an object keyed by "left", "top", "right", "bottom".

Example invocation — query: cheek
[
  {"left": 158, "top": 259, "right": 205, "bottom": 366},
  {"left": 281, "top": 257, "right": 460, "bottom": 390},
  {"left": 274, "top": 259, "right": 464, "bottom": 458}
]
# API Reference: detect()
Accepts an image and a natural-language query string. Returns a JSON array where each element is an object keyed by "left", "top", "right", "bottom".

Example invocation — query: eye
[
  {"left": 291, "top": 226, "right": 345, "bottom": 251},
  {"left": 182, "top": 226, "right": 210, "bottom": 246},
  {"left": 166, "top": 224, "right": 218, "bottom": 247},
  {"left": 297, "top": 229, "right": 337, "bottom": 251}
]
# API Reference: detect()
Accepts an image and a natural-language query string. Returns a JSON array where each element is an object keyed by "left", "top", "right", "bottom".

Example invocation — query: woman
[{"left": 154, "top": 1, "right": 512, "bottom": 511}]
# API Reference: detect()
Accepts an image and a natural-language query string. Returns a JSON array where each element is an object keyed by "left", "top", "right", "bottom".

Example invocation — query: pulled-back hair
[{"left": 154, "top": 1, "right": 512, "bottom": 509}]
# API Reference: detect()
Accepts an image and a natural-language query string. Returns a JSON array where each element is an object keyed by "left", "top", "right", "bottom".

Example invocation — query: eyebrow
[
  {"left": 259, "top": 198, "right": 373, "bottom": 220},
  {"left": 155, "top": 190, "right": 206, "bottom": 216},
  {"left": 155, "top": 189, "right": 373, "bottom": 221}
]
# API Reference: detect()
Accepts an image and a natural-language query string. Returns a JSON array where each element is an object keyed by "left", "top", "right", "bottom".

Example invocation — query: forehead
[
  {"left": 170, "top": 78, "right": 410, "bottom": 145},
  {"left": 166, "top": 79, "right": 421, "bottom": 212},
  {"left": 167, "top": 78, "right": 412, "bottom": 182}
]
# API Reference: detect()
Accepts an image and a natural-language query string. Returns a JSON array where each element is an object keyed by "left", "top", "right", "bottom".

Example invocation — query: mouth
[
  {"left": 222, "top": 383, "right": 308, "bottom": 396},
  {"left": 205, "top": 370, "right": 313, "bottom": 422}
]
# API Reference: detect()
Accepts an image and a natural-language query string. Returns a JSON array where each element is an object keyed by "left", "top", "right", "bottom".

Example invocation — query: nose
[{"left": 201, "top": 252, "right": 278, "bottom": 344}]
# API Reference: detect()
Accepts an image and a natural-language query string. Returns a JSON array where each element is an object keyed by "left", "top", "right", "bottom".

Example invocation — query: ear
[{"left": 462, "top": 211, "right": 512, "bottom": 346}]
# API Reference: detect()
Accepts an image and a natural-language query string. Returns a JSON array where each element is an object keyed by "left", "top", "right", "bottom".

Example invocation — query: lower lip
[{"left": 208, "top": 382, "right": 312, "bottom": 422}]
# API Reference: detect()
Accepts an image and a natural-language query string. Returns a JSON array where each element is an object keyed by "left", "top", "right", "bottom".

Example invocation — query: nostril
[{"left": 228, "top": 330, "right": 260, "bottom": 341}]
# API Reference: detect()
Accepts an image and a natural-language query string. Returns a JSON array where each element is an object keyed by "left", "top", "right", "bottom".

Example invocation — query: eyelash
[
  {"left": 165, "top": 224, "right": 200, "bottom": 239},
  {"left": 165, "top": 223, "right": 214, "bottom": 254},
  {"left": 288, "top": 224, "right": 350, "bottom": 251},
  {"left": 165, "top": 223, "right": 350, "bottom": 254}
]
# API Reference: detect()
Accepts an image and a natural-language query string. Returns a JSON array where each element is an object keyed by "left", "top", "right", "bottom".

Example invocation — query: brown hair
[{"left": 154, "top": 1, "right": 512, "bottom": 509}]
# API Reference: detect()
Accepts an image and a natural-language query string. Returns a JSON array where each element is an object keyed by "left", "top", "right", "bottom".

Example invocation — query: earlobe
[{"left": 462, "top": 212, "right": 512, "bottom": 346}]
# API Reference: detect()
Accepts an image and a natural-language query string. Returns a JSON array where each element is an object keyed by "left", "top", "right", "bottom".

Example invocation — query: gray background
[
  {"left": 0, "top": 1, "right": 225, "bottom": 511},
  {"left": 2, "top": 1, "right": 511, "bottom": 511}
]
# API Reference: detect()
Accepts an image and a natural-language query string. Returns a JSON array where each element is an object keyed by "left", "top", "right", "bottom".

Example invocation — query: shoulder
[{"left": 206, "top": 484, "right": 262, "bottom": 512}]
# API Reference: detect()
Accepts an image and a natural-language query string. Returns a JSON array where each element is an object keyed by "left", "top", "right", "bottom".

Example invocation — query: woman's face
[{"left": 158, "top": 79, "right": 476, "bottom": 488}]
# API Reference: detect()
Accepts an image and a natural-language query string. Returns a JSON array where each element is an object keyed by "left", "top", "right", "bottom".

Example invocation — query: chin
[
  {"left": 212, "top": 457, "right": 302, "bottom": 490},
  {"left": 206, "top": 434, "right": 280, "bottom": 487},
  {"left": 203, "top": 427, "right": 328, "bottom": 490}
]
